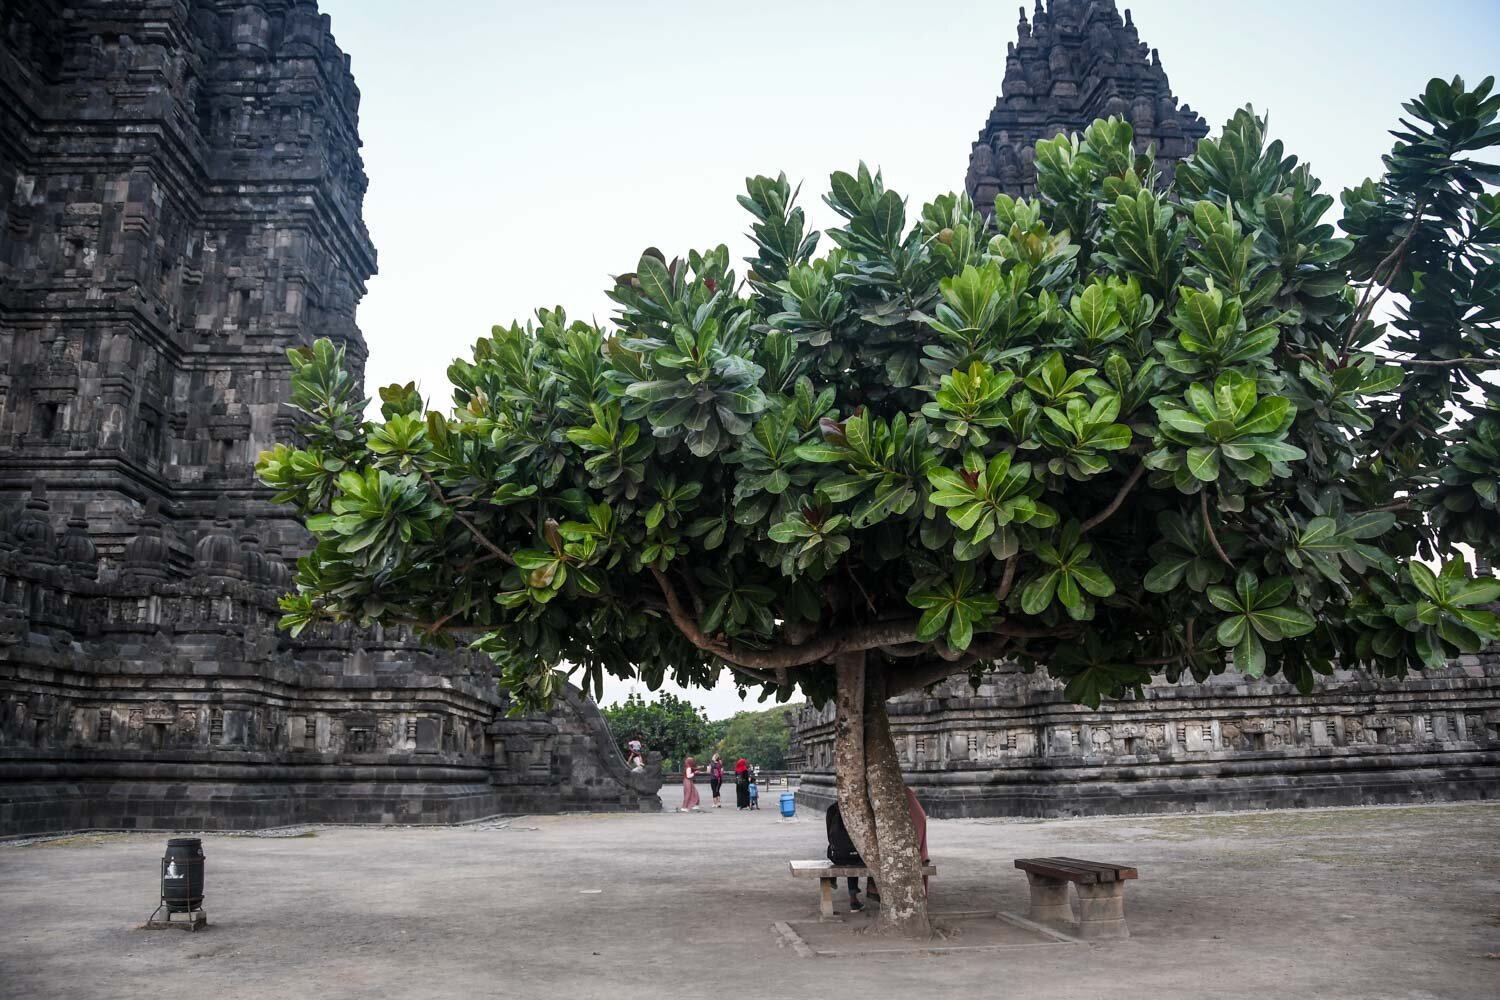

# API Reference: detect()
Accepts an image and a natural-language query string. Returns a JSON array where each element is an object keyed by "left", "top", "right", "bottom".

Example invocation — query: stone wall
[
  {"left": 0, "top": 1, "right": 658, "bottom": 836},
  {"left": 0, "top": 493, "right": 662, "bottom": 834},
  {"left": 793, "top": 658, "right": 1500, "bottom": 818}
]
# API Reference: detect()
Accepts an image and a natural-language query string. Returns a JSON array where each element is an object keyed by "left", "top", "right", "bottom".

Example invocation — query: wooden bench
[
  {"left": 789, "top": 859, "right": 938, "bottom": 919},
  {"left": 1015, "top": 857, "right": 1138, "bottom": 939}
]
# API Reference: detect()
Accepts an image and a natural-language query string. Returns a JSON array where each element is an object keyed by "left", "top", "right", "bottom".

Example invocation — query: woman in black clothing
[{"left": 734, "top": 757, "right": 751, "bottom": 809}]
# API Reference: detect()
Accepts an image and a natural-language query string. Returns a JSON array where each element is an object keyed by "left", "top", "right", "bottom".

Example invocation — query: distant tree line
[{"left": 600, "top": 692, "right": 796, "bottom": 771}]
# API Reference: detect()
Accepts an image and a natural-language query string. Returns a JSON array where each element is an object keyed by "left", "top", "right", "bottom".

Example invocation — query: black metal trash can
[{"left": 161, "top": 837, "right": 205, "bottom": 913}]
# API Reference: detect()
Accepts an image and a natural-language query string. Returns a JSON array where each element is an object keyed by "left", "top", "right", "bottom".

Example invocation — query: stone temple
[
  {"left": 790, "top": 0, "right": 1500, "bottom": 817},
  {"left": 0, "top": 0, "right": 659, "bottom": 837},
  {"left": 0, "top": 1, "right": 1495, "bottom": 837},
  {"left": 965, "top": 0, "right": 1208, "bottom": 207}
]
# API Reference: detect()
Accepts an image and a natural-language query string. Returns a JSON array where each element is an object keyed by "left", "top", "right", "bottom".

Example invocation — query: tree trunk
[
  {"left": 832, "top": 652, "right": 879, "bottom": 867},
  {"left": 863, "top": 664, "right": 931, "bottom": 935},
  {"left": 831, "top": 651, "right": 931, "bottom": 937}
]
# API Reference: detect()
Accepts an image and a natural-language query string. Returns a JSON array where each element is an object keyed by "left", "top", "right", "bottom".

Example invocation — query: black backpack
[{"left": 825, "top": 802, "right": 863, "bottom": 865}]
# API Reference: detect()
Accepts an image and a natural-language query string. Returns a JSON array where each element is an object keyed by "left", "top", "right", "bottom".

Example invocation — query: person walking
[
  {"left": 734, "top": 757, "right": 751, "bottom": 810},
  {"left": 709, "top": 754, "right": 724, "bottom": 808},
  {"left": 680, "top": 757, "right": 702, "bottom": 812}
]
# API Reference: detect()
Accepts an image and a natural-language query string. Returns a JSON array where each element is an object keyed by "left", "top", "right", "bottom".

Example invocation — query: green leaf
[
  {"left": 1342, "top": 512, "right": 1396, "bottom": 540},
  {"left": 636, "top": 252, "right": 675, "bottom": 308},
  {"left": 1187, "top": 446, "right": 1221, "bottom": 482},
  {"left": 1020, "top": 570, "right": 1059, "bottom": 614},
  {"left": 1235, "top": 439, "right": 1307, "bottom": 463},
  {"left": 1159, "top": 409, "right": 1208, "bottom": 435},
  {"left": 1252, "top": 605, "right": 1316, "bottom": 639},
  {"left": 1070, "top": 564, "right": 1116, "bottom": 598},
  {"left": 1234, "top": 629, "right": 1267, "bottom": 677},
  {"left": 1359, "top": 365, "right": 1405, "bottom": 395},
  {"left": 948, "top": 609, "right": 975, "bottom": 650},
  {"left": 1206, "top": 585, "right": 1241, "bottom": 613},
  {"left": 1454, "top": 578, "right": 1500, "bottom": 607},
  {"left": 1236, "top": 397, "right": 1291, "bottom": 437},
  {"left": 625, "top": 380, "right": 690, "bottom": 403},
  {"left": 1144, "top": 557, "right": 1191, "bottom": 593},
  {"left": 795, "top": 442, "right": 848, "bottom": 463},
  {"left": 1298, "top": 517, "right": 1340, "bottom": 551},
  {"left": 1409, "top": 562, "right": 1441, "bottom": 601},
  {"left": 915, "top": 605, "right": 951, "bottom": 643},
  {"left": 1217, "top": 614, "right": 1248, "bottom": 646}
]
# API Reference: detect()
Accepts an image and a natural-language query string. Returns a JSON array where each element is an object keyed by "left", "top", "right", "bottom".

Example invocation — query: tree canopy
[{"left": 259, "top": 75, "right": 1500, "bottom": 716}]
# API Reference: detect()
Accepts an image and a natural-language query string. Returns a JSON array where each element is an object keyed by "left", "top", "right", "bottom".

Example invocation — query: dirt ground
[{"left": 1, "top": 802, "right": 1497, "bottom": 1000}]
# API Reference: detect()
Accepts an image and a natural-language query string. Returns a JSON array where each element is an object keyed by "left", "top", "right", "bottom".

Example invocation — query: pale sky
[{"left": 318, "top": 0, "right": 1500, "bottom": 718}]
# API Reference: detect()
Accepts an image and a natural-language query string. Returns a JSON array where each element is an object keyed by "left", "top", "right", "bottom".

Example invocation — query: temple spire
[{"left": 967, "top": 0, "right": 1208, "bottom": 210}]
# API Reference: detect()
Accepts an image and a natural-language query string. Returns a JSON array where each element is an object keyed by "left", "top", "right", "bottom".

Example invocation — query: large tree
[{"left": 260, "top": 77, "right": 1500, "bottom": 935}]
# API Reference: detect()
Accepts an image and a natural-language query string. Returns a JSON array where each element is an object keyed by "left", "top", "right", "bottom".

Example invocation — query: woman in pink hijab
[{"left": 680, "top": 757, "right": 702, "bottom": 812}]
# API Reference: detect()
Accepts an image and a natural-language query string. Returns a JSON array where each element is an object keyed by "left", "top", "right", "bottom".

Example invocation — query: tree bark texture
[
  {"left": 862, "top": 663, "right": 931, "bottom": 935},
  {"left": 831, "top": 651, "right": 931, "bottom": 937},
  {"left": 832, "top": 651, "right": 879, "bottom": 868}
]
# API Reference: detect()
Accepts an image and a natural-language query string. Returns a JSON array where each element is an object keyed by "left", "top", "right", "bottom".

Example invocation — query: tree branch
[
  {"left": 1201, "top": 491, "right": 1234, "bottom": 568},
  {"left": 423, "top": 598, "right": 481, "bottom": 634},
  {"left": 649, "top": 566, "right": 910, "bottom": 668},
  {"left": 390, "top": 618, "right": 492, "bottom": 637},
  {"left": 1341, "top": 195, "right": 1428, "bottom": 357},
  {"left": 649, "top": 566, "right": 1064, "bottom": 671},
  {"left": 455, "top": 552, "right": 505, "bottom": 574},
  {"left": 1394, "top": 356, "right": 1500, "bottom": 368},
  {"left": 885, "top": 639, "right": 1016, "bottom": 698},
  {"left": 1135, "top": 616, "right": 1198, "bottom": 667},
  {"left": 677, "top": 566, "right": 705, "bottom": 617},
  {"left": 1080, "top": 462, "right": 1146, "bottom": 534},
  {"left": 727, "top": 664, "right": 779, "bottom": 685},
  {"left": 996, "top": 555, "right": 1019, "bottom": 603},
  {"left": 844, "top": 557, "right": 878, "bottom": 615},
  {"left": 422, "top": 472, "right": 516, "bottom": 567}
]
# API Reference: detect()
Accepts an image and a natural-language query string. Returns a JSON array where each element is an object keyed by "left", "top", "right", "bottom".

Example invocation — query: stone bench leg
[
  {"left": 819, "top": 877, "right": 835, "bottom": 919},
  {"left": 1025, "top": 871, "right": 1071, "bottom": 926},
  {"left": 1075, "top": 881, "right": 1129, "bottom": 940}
]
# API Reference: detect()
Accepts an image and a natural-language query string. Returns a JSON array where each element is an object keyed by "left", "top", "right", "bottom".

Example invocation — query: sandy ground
[{"left": 1, "top": 802, "right": 1497, "bottom": 1000}]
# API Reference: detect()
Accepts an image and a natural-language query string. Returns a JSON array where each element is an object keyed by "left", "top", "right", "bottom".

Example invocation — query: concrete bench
[
  {"left": 789, "top": 859, "right": 937, "bottom": 919},
  {"left": 1015, "top": 856, "right": 1138, "bottom": 939}
]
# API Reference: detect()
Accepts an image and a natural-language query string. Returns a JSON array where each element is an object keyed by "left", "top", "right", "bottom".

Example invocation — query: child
[{"left": 748, "top": 775, "right": 760, "bottom": 809}]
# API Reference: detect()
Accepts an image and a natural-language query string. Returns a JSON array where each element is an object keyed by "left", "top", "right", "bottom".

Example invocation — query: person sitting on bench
[{"left": 825, "top": 788, "right": 929, "bottom": 911}]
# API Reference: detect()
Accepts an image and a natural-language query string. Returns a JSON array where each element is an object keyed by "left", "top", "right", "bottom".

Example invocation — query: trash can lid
[{"left": 166, "top": 837, "right": 202, "bottom": 848}]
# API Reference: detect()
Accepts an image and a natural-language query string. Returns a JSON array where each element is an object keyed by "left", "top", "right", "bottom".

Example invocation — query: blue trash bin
[{"left": 779, "top": 792, "right": 796, "bottom": 818}]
